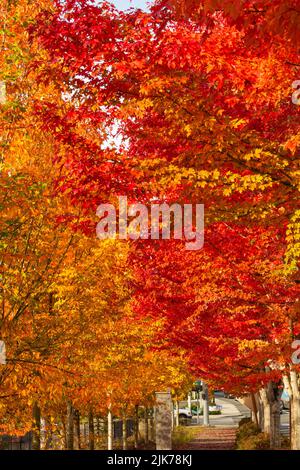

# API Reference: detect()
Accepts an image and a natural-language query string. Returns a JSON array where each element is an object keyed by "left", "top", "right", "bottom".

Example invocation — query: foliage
[
  {"left": 236, "top": 420, "right": 270, "bottom": 450},
  {"left": 0, "top": 0, "right": 300, "bottom": 447}
]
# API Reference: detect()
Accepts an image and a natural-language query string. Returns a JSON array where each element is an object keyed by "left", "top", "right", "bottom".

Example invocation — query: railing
[
  {"left": 0, "top": 418, "right": 136, "bottom": 450},
  {"left": 0, "top": 433, "right": 32, "bottom": 450}
]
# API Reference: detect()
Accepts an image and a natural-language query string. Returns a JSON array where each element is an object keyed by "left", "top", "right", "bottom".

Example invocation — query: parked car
[
  {"left": 174, "top": 408, "right": 193, "bottom": 424},
  {"left": 190, "top": 404, "right": 222, "bottom": 416},
  {"left": 209, "top": 404, "right": 222, "bottom": 412}
]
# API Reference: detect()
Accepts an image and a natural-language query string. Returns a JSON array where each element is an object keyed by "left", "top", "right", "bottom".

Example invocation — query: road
[
  {"left": 188, "top": 397, "right": 250, "bottom": 427},
  {"left": 185, "top": 397, "right": 290, "bottom": 436}
]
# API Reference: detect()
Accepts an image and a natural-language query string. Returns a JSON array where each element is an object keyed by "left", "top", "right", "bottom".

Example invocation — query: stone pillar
[{"left": 155, "top": 391, "right": 172, "bottom": 450}]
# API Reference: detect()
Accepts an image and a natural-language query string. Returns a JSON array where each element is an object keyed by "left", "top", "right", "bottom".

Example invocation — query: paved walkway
[
  {"left": 183, "top": 427, "right": 237, "bottom": 450},
  {"left": 177, "top": 397, "right": 289, "bottom": 449}
]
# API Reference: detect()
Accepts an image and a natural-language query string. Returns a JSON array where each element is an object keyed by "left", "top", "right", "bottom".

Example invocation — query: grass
[{"left": 172, "top": 425, "right": 203, "bottom": 447}]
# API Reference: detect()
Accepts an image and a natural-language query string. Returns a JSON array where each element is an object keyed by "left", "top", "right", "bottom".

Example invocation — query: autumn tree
[{"left": 2, "top": 0, "right": 300, "bottom": 450}]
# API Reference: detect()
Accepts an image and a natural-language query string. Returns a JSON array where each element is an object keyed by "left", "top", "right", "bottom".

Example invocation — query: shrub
[
  {"left": 238, "top": 417, "right": 252, "bottom": 427},
  {"left": 236, "top": 421, "right": 260, "bottom": 440},
  {"left": 236, "top": 420, "right": 270, "bottom": 450},
  {"left": 236, "top": 432, "right": 270, "bottom": 450},
  {"left": 281, "top": 436, "right": 290, "bottom": 449}
]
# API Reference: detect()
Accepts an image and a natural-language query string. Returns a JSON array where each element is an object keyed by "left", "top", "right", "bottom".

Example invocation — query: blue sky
[{"left": 111, "top": 0, "right": 149, "bottom": 11}]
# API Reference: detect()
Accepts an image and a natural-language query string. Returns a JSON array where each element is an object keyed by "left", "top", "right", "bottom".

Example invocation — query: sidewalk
[
  {"left": 174, "top": 399, "right": 251, "bottom": 450},
  {"left": 177, "top": 427, "right": 237, "bottom": 450}
]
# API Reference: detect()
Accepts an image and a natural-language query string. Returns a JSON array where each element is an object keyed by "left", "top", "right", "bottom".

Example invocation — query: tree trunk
[
  {"left": 259, "top": 387, "right": 271, "bottom": 434},
  {"left": 107, "top": 408, "right": 113, "bottom": 450},
  {"left": 43, "top": 417, "right": 53, "bottom": 450},
  {"left": 287, "top": 370, "right": 300, "bottom": 449},
  {"left": 134, "top": 405, "right": 139, "bottom": 449},
  {"left": 150, "top": 408, "right": 155, "bottom": 442},
  {"left": 61, "top": 414, "right": 67, "bottom": 449},
  {"left": 260, "top": 382, "right": 281, "bottom": 449},
  {"left": 88, "top": 409, "right": 95, "bottom": 450},
  {"left": 283, "top": 374, "right": 293, "bottom": 447},
  {"left": 175, "top": 400, "right": 179, "bottom": 427},
  {"left": 32, "top": 402, "right": 41, "bottom": 450},
  {"left": 122, "top": 413, "right": 127, "bottom": 450},
  {"left": 40, "top": 417, "right": 48, "bottom": 450},
  {"left": 74, "top": 410, "right": 81, "bottom": 450},
  {"left": 144, "top": 407, "right": 149, "bottom": 444},
  {"left": 66, "top": 401, "right": 74, "bottom": 450},
  {"left": 290, "top": 395, "right": 300, "bottom": 449},
  {"left": 250, "top": 393, "right": 259, "bottom": 428},
  {"left": 96, "top": 417, "right": 101, "bottom": 438},
  {"left": 257, "top": 393, "right": 264, "bottom": 430},
  {"left": 270, "top": 398, "right": 281, "bottom": 448}
]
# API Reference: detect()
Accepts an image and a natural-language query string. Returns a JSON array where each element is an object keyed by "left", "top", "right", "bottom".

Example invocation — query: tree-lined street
[{"left": 0, "top": 0, "right": 300, "bottom": 452}]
